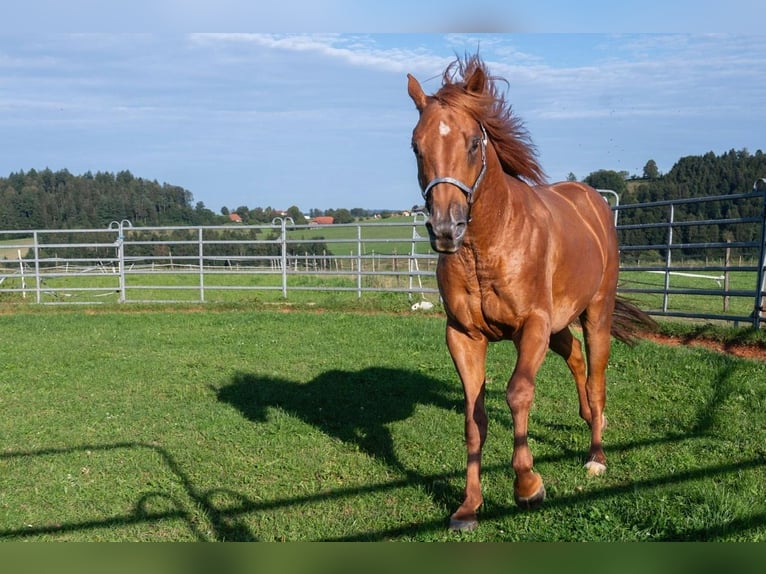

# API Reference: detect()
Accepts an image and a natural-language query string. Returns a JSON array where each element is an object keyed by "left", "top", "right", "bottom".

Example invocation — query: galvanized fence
[
  {"left": 1, "top": 180, "right": 766, "bottom": 327},
  {"left": 0, "top": 215, "right": 440, "bottom": 306},
  {"left": 614, "top": 179, "right": 766, "bottom": 328}
]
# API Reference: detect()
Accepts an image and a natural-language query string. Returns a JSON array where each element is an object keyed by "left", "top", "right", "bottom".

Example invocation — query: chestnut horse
[{"left": 407, "top": 55, "right": 654, "bottom": 531}]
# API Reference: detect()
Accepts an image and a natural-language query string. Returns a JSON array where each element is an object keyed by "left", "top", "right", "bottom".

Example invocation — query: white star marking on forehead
[{"left": 439, "top": 120, "right": 451, "bottom": 136}]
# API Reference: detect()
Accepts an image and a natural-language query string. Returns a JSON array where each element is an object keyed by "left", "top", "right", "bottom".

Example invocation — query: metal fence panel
[
  {"left": 1, "top": 181, "right": 765, "bottom": 327},
  {"left": 613, "top": 183, "right": 766, "bottom": 328}
]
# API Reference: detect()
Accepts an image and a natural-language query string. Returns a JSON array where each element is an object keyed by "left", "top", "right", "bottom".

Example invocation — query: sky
[{"left": 1, "top": 2, "right": 765, "bottom": 213}]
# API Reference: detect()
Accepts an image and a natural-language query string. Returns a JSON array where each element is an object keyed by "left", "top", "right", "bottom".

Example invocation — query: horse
[{"left": 407, "top": 54, "right": 655, "bottom": 531}]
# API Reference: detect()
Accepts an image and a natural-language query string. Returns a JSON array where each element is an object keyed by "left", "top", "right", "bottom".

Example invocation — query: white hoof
[{"left": 584, "top": 461, "right": 607, "bottom": 476}]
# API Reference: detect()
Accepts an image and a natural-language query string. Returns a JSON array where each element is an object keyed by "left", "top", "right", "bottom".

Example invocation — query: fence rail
[
  {"left": 2, "top": 181, "right": 766, "bottom": 327},
  {"left": 0, "top": 217, "right": 441, "bottom": 306},
  {"left": 614, "top": 182, "right": 766, "bottom": 328}
]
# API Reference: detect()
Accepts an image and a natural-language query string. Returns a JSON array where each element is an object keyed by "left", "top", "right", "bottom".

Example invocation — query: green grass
[
  {"left": 0, "top": 268, "right": 441, "bottom": 306},
  {"left": 619, "top": 269, "right": 760, "bottom": 322},
  {"left": 0, "top": 304, "right": 765, "bottom": 541}
]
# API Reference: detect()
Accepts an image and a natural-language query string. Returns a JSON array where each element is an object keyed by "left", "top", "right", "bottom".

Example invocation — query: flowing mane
[{"left": 432, "top": 54, "right": 546, "bottom": 186}]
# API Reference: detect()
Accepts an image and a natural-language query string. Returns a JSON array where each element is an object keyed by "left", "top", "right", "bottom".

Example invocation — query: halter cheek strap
[{"left": 421, "top": 123, "right": 488, "bottom": 205}]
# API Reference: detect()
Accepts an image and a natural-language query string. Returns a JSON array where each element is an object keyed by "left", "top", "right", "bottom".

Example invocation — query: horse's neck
[{"left": 470, "top": 169, "right": 535, "bottom": 237}]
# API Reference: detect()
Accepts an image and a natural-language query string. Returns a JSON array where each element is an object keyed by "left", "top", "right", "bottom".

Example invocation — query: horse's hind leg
[
  {"left": 579, "top": 299, "right": 615, "bottom": 477},
  {"left": 549, "top": 328, "right": 592, "bottom": 426}
]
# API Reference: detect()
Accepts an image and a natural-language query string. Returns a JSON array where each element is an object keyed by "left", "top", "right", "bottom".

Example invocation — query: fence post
[
  {"left": 32, "top": 231, "right": 41, "bottom": 302},
  {"left": 109, "top": 220, "right": 131, "bottom": 303},
  {"left": 356, "top": 224, "right": 363, "bottom": 298},
  {"left": 198, "top": 227, "right": 205, "bottom": 303},
  {"left": 662, "top": 203, "right": 674, "bottom": 313},
  {"left": 724, "top": 239, "right": 731, "bottom": 312},
  {"left": 35, "top": 231, "right": 43, "bottom": 303},
  {"left": 754, "top": 178, "right": 766, "bottom": 328},
  {"left": 272, "top": 217, "right": 292, "bottom": 298},
  {"left": 17, "top": 249, "right": 25, "bottom": 300},
  {"left": 410, "top": 212, "right": 428, "bottom": 300},
  {"left": 597, "top": 189, "right": 620, "bottom": 227}
]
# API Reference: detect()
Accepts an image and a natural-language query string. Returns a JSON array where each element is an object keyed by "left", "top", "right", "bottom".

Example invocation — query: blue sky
[{"left": 2, "top": 3, "right": 765, "bottom": 212}]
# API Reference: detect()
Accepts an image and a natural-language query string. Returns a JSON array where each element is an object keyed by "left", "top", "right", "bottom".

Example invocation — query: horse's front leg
[
  {"left": 446, "top": 324, "right": 488, "bottom": 532},
  {"left": 508, "top": 315, "right": 550, "bottom": 509}
]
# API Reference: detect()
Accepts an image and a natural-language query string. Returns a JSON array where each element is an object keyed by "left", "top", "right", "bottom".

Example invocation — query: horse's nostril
[{"left": 434, "top": 222, "right": 456, "bottom": 239}]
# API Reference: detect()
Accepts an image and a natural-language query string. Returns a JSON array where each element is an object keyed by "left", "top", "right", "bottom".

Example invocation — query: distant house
[
  {"left": 310, "top": 216, "right": 334, "bottom": 225},
  {"left": 228, "top": 213, "right": 243, "bottom": 223}
]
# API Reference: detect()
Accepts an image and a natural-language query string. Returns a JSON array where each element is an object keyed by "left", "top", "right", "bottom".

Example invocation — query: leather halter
[{"left": 421, "top": 123, "right": 488, "bottom": 205}]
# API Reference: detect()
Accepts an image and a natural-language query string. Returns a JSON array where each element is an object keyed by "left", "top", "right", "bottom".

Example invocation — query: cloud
[
  {"left": 473, "top": 34, "right": 765, "bottom": 123},
  {"left": 2, "top": 31, "right": 764, "bottom": 211},
  {"left": 189, "top": 33, "right": 451, "bottom": 75}
]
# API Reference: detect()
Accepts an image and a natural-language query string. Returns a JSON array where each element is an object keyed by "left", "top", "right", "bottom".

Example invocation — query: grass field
[
  {"left": 0, "top": 304, "right": 764, "bottom": 541},
  {"left": 1, "top": 259, "right": 759, "bottom": 325},
  {"left": 287, "top": 216, "right": 432, "bottom": 257},
  {"left": 619, "top": 269, "right": 760, "bottom": 321}
]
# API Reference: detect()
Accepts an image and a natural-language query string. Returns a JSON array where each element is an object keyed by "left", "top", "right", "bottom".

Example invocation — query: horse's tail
[{"left": 611, "top": 297, "right": 658, "bottom": 346}]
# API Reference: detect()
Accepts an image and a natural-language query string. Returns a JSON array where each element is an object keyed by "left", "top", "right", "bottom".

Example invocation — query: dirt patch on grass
[{"left": 640, "top": 331, "right": 766, "bottom": 362}]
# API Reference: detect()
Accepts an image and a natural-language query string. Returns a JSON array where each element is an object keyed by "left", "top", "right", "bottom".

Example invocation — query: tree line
[
  {"left": 582, "top": 148, "right": 766, "bottom": 260},
  {"left": 0, "top": 168, "right": 397, "bottom": 231},
  {"left": 3, "top": 147, "right": 766, "bottom": 261}
]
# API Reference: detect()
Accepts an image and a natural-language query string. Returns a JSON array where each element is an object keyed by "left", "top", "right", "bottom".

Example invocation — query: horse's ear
[
  {"left": 464, "top": 66, "right": 486, "bottom": 96},
  {"left": 407, "top": 73, "right": 427, "bottom": 112}
]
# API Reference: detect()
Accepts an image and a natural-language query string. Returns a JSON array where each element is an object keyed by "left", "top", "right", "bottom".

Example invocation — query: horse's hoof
[
  {"left": 449, "top": 515, "right": 478, "bottom": 532},
  {"left": 514, "top": 483, "right": 546, "bottom": 510},
  {"left": 584, "top": 460, "right": 607, "bottom": 476}
]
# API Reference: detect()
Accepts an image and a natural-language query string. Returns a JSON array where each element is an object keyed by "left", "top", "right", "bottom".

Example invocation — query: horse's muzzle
[{"left": 425, "top": 214, "right": 467, "bottom": 253}]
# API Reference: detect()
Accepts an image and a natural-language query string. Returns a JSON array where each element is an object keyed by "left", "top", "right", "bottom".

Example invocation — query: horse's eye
[
  {"left": 470, "top": 137, "right": 481, "bottom": 153},
  {"left": 411, "top": 142, "right": 420, "bottom": 156}
]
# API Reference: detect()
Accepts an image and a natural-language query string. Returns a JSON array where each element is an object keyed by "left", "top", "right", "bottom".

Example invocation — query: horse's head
[{"left": 407, "top": 68, "right": 489, "bottom": 254}]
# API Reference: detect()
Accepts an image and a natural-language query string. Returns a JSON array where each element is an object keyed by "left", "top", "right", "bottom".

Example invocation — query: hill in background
[{"left": 2, "top": 148, "right": 765, "bottom": 231}]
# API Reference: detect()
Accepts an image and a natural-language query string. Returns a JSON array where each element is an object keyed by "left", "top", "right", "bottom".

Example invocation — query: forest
[
  {"left": 2, "top": 148, "right": 765, "bottom": 256},
  {"left": 0, "top": 169, "right": 381, "bottom": 230},
  {"left": 585, "top": 148, "right": 766, "bottom": 257}
]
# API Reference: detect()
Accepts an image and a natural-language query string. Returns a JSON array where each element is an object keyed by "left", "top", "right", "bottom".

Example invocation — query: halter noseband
[{"left": 421, "top": 123, "right": 488, "bottom": 205}]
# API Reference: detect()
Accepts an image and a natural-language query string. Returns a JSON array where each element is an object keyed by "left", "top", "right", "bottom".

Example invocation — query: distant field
[
  {"left": 619, "top": 269, "right": 760, "bottom": 323},
  {"left": 287, "top": 216, "right": 432, "bottom": 256},
  {"left": 0, "top": 236, "right": 33, "bottom": 260}
]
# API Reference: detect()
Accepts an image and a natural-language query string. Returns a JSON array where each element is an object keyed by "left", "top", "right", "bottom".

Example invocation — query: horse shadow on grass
[
  {"left": 216, "top": 367, "right": 463, "bottom": 509},
  {"left": 215, "top": 358, "right": 766, "bottom": 540}
]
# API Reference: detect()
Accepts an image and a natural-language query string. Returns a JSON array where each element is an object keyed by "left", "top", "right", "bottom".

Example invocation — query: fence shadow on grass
[
  {"left": 217, "top": 367, "right": 466, "bottom": 512},
  {"left": 3, "top": 359, "right": 763, "bottom": 541},
  {"left": 0, "top": 367, "right": 465, "bottom": 541},
  {"left": 2, "top": 434, "right": 763, "bottom": 541},
  {"left": 0, "top": 441, "right": 260, "bottom": 542}
]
